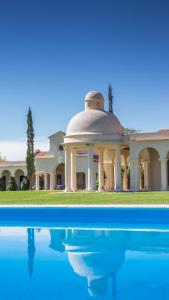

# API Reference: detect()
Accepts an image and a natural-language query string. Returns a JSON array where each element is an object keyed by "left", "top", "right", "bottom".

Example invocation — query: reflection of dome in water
[
  {"left": 67, "top": 250, "right": 124, "bottom": 298},
  {"left": 88, "top": 277, "right": 108, "bottom": 297},
  {"left": 47, "top": 229, "right": 169, "bottom": 298},
  {"left": 65, "top": 230, "right": 129, "bottom": 297}
]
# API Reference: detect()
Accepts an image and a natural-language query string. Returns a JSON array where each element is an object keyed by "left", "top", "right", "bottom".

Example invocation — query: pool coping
[{"left": 0, "top": 204, "right": 169, "bottom": 208}]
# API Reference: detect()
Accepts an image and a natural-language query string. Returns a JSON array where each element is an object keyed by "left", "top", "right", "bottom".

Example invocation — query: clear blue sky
[{"left": 0, "top": 0, "right": 169, "bottom": 144}]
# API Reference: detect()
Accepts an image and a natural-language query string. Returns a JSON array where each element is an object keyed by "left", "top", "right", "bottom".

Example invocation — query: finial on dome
[{"left": 85, "top": 91, "right": 104, "bottom": 111}]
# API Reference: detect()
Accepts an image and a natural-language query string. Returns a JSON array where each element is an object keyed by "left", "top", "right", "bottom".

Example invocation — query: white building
[
  {"left": 1, "top": 90, "right": 169, "bottom": 192},
  {"left": 0, "top": 157, "right": 26, "bottom": 190}
]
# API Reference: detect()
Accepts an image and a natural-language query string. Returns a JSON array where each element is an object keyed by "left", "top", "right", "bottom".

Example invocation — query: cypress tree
[
  {"left": 108, "top": 84, "right": 113, "bottom": 113},
  {"left": 26, "top": 107, "right": 35, "bottom": 188}
]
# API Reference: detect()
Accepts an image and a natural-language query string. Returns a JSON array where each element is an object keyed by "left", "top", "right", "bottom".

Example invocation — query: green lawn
[{"left": 0, "top": 190, "right": 169, "bottom": 205}]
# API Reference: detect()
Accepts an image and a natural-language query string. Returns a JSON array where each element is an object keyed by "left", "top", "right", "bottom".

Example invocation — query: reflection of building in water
[
  {"left": 25, "top": 227, "right": 169, "bottom": 298},
  {"left": 27, "top": 228, "right": 36, "bottom": 278},
  {"left": 48, "top": 229, "right": 129, "bottom": 298},
  {"left": 65, "top": 230, "right": 129, "bottom": 298},
  {"left": 129, "top": 231, "right": 169, "bottom": 252},
  {"left": 49, "top": 229, "right": 66, "bottom": 252}
]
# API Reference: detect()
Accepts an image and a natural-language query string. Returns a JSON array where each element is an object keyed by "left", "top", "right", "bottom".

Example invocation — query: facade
[
  {"left": 0, "top": 157, "right": 26, "bottom": 190},
  {"left": 35, "top": 131, "right": 98, "bottom": 191},
  {"left": 1, "top": 90, "right": 169, "bottom": 192},
  {"left": 35, "top": 90, "right": 169, "bottom": 192}
]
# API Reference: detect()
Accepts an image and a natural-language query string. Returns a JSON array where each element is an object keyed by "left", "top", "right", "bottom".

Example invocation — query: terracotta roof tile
[{"left": 35, "top": 151, "right": 49, "bottom": 157}]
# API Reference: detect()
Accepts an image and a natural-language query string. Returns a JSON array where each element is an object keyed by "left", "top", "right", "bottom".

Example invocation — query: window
[{"left": 58, "top": 144, "right": 63, "bottom": 151}]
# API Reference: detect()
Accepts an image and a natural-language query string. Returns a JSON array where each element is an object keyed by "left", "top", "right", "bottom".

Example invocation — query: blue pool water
[{"left": 1, "top": 208, "right": 169, "bottom": 300}]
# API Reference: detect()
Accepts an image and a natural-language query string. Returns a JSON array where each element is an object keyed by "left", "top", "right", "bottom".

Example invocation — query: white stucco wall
[
  {"left": 35, "top": 131, "right": 65, "bottom": 173},
  {"left": 129, "top": 140, "right": 169, "bottom": 160}
]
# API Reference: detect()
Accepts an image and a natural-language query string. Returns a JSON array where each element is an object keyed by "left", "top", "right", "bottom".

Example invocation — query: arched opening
[
  {"left": 56, "top": 164, "right": 65, "bottom": 189},
  {"left": 103, "top": 150, "right": 115, "bottom": 191},
  {"left": 103, "top": 148, "right": 125, "bottom": 191},
  {"left": 15, "top": 169, "right": 25, "bottom": 190},
  {"left": 1, "top": 170, "right": 11, "bottom": 190},
  {"left": 139, "top": 147, "right": 161, "bottom": 191},
  {"left": 77, "top": 172, "right": 86, "bottom": 189}
]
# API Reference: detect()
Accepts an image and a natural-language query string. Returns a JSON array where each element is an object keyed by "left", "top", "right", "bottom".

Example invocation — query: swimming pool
[{"left": 1, "top": 207, "right": 169, "bottom": 300}]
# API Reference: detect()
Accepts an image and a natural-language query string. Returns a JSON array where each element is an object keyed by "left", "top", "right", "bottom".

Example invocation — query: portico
[{"left": 63, "top": 144, "right": 123, "bottom": 192}]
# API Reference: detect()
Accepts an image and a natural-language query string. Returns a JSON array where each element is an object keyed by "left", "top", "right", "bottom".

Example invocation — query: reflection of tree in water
[{"left": 27, "top": 228, "right": 36, "bottom": 279}]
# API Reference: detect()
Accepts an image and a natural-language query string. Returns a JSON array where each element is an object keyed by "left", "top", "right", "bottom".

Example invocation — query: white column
[
  {"left": 87, "top": 145, "right": 94, "bottom": 191},
  {"left": 143, "top": 160, "right": 150, "bottom": 191},
  {"left": 160, "top": 158, "right": 168, "bottom": 191},
  {"left": 35, "top": 173, "right": 40, "bottom": 191},
  {"left": 65, "top": 147, "right": 71, "bottom": 192},
  {"left": 98, "top": 149, "right": 104, "bottom": 191},
  {"left": 71, "top": 149, "right": 77, "bottom": 192},
  {"left": 105, "top": 163, "right": 114, "bottom": 191},
  {"left": 50, "top": 171, "right": 55, "bottom": 190},
  {"left": 114, "top": 145, "right": 121, "bottom": 191},
  {"left": 44, "top": 173, "right": 48, "bottom": 190},
  {"left": 130, "top": 159, "right": 140, "bottom": 192}
]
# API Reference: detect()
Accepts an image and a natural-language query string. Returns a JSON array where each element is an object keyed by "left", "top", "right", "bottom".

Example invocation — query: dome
[
  {"left": 85, "top": 91, "right": 104, "bottom": 102},
  {"left": 85, "top": 91, "right": 104, "bottom": 111},
  {"left": 66, "top": 110, "right": 123, "bottom": 136}
]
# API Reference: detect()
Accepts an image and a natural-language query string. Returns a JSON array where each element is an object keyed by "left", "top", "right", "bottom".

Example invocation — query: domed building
[
  {"left": 1, "top": 90, "right": 169, "bottom": 191},
  {"left": 64, "top": 91, "right": 125, "bottom": 192},
  {"left": 33, "top": 90, "right": 169, "bottom": 192}
]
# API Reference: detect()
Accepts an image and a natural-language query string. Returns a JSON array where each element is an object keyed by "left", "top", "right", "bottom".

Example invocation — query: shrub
[
  {"left": 21, "top": 176, "right": 30, "bottom": 191},
  {"left": 96, "top": 174, "right": 99, "bottom": 190},
  {"left": 39, "top": 176, "right": 44, "bottom": 190},
  {"left": 0, "top": 177, "right": 6, "bottom": 191},
  {"left": 8, "top": 177, "right": 17, "bottom": 191}
]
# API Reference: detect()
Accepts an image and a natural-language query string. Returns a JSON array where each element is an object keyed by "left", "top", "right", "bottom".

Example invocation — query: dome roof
[
  {"left": 84, "top": 91, "right": 104, "bottom": 111},
  {"left": 66, "top": 110, "right": 123, "bottom": 136},
  {"left": 85, "top": 91, "right": 104, "bottom": 102}
]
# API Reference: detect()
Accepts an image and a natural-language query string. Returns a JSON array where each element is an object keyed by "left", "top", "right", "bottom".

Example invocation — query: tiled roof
[{"left": 35, "top": 151, "right": 49, "bottom": 157}]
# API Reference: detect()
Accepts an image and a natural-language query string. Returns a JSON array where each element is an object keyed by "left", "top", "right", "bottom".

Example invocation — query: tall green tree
[
  {"left": 108, "top": 84, "right": 113, "bottom": 113},
  {"left": 26, "top": 107, "right": 35, "bottom": 187}
]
